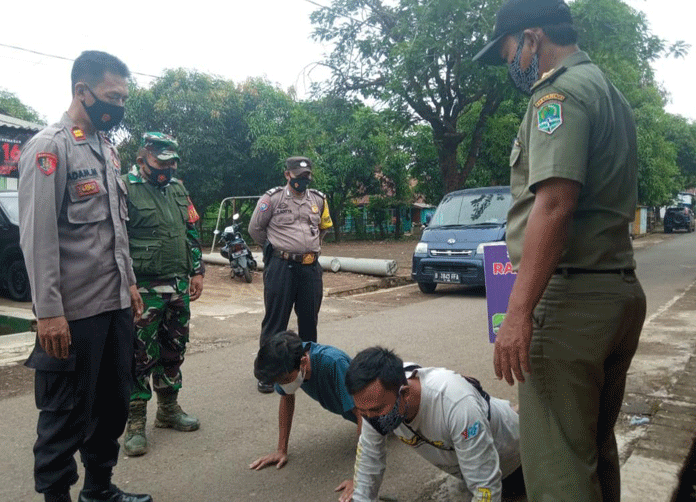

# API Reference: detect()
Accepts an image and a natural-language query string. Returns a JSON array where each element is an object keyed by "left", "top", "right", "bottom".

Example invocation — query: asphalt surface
[{"left": 1, "top": 231, "right": 695, "bottom": 501}]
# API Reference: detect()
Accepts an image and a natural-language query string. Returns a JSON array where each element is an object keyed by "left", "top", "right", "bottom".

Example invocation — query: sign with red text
[
  {"left": 483, "top": 242, "right": 517, "bottom": 343},
  {"left": 0, "top": 130, "right": 35, "bottom": 177}
]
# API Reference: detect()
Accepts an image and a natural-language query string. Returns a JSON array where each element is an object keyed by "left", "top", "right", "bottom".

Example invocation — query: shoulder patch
[
  {"left": 259, "top": 201, "right": 269, "bottom": 212},
  {"left": 537, "top": 102, "right": 563, "bottom": 135},
  {"left": 187, "top": 196, "right": 200, "bottom": 223},
  {"left": 36, "top": 152, "right": 57, "bottom": 176},
  {"left": 534, "top": 93, "right": 566, "bottom": 108},
  {"left": 265, "top": 186, "right": 283, "bottom": 196},
  {"left": 309, "top": 188, "right": 326, "bottom": 199}
]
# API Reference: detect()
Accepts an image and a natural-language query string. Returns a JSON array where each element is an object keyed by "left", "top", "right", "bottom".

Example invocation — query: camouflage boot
[
  {"left": 123, "top": 399, "right": 148, "bottom": 457},
  {"left": 154, "top": 391, "right": 200, "bottom": 432}
]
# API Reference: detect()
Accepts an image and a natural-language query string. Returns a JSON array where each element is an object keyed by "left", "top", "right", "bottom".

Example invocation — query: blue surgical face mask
[{"left": 508, "top": 33, "right": 539, "bottom": 96}]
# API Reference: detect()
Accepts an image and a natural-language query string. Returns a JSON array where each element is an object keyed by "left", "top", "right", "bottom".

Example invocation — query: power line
[{"left": 0, "top": 42, "right": 159, "bottom": 79}]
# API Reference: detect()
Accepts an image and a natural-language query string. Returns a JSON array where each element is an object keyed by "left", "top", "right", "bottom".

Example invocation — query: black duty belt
[
  {"left": 555, "top": 268, "right": 635, "bottom": 276},
  {"left": 273, "top": 249, "right": 318, "bottom": 265}
]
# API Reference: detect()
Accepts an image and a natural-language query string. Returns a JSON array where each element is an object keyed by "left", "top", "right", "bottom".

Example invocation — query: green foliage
[
  {"left": 0, "top": 90, "right": 45, "bottom": 124},
  {"left": 311, "top": 0, "right": 510, "bottom": 193},
  {"left": 121, "top": 70, "right": 290, "bottom": 212}
]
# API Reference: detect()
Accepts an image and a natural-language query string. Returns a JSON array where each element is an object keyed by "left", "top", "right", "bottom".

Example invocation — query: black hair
[
  {"left": 71, "top": 50, "right": 130, "bottom": 96},
  {"left": 254, "top": 331, "right": 308, "bottom": 384},
  {"left": 541, "top": 23, "right": 578, "bottom": 46},
  {"left": 345, "top": 347, "right": 407, "bottom": 395}
]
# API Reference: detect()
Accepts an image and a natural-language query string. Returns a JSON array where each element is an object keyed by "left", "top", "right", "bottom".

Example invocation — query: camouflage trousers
[{"left": 130, "top": 277, "right": 191, "bottom": 401}]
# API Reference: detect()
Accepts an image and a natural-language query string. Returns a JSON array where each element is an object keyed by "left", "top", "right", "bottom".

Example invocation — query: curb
[
  {"left": 326, "top": 276, "right": 413, "bottom": 297},
  {"left": 620, "top": 280, "right": 696, "bottom": 501}
]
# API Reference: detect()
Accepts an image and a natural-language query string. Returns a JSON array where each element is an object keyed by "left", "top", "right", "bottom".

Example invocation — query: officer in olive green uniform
[
  {"left": 18, "top": 51, "right": 152, "bottom": 502},
  {"left": 474, "top": 1, "right": 646, "bottom": 501},
  {"left": 249, "top": 156, "right": 333, "bottom": 393},
  {"left": 121, "top": 132, "right": 205, "bottom": 457}
]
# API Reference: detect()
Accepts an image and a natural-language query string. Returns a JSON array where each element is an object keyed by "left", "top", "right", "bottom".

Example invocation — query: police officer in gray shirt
[
  {"left": 18, "top": 51, "right": 151, "bottom": 502},
  {"left": 249, "top": 156, "right": 333, "bottom": 393}
]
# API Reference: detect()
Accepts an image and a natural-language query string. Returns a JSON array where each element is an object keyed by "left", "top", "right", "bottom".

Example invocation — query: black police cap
[{"left": 473, "top": 0, "right": 573, "bottom": 65}]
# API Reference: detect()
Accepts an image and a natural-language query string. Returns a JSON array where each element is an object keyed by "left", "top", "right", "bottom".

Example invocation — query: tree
[
  {"left": 0, "top": 90, "right": 44, "bottom": 124},
  {"left": 311, "top": 0, "right": 511, "bottom": 194},
  {"left": 121, "top": 70, "right": 291, "bottom": 214},
  {"left": 305, "top": 97, "right": 386, "bottom": 241},
  {"left": 572, "top": 0, "right": 689, "bottom": 205}
]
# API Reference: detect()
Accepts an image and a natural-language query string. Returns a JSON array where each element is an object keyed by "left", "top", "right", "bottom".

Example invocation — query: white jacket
[{"left": 352, "top": 367, "right": 520, "bottom": 502}]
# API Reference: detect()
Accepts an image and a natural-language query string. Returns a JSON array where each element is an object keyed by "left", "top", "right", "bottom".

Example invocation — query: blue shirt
[{"left": 275, "top": 342, "right": 356, "bottom": 423}]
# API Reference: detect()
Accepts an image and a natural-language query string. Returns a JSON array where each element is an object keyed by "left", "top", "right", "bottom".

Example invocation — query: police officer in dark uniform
[
  {"left": 18, "top": 51, "right": 152, "bottom": 502},
  {"left": 249, "top": 156, "right": 333, "bottom": 393}
]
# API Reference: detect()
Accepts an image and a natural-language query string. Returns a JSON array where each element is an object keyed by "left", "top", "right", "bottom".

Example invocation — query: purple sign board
[{"left": 483, "top": 243, "right": 517, "bottom": 343}]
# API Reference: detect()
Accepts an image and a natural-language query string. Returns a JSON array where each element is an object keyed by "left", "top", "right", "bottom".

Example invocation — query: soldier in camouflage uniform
[{"left": 121, "top": 132, "right": 205, "bottom": 457}]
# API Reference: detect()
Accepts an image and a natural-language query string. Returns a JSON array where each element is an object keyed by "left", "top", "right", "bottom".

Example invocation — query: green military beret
[{"left": 141, "top": 132, "right": 180, "bottom": 161}]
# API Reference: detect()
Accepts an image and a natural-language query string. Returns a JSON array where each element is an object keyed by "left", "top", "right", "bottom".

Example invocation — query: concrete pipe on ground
[{"left": 203, "top": 253, "right": 396, "bottom": 276}]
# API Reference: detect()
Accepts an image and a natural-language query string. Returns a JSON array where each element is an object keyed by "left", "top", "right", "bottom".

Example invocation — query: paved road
[{"left": 1, "top": 231, "right": 695, "bottom": 501}]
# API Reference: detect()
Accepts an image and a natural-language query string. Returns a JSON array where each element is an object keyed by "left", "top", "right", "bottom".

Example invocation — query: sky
[{"left": 1, "top": 0, "right": 694, "bottom": 125}]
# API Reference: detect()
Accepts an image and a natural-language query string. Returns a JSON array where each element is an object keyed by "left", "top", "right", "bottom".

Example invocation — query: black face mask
[
  {"left": 143, "top": 161, "right": 173, "bottom": 187},
  {"left": 507, "top": 33, "right": 539, "bottom": 96},
  {"left": 82, "top": 86, "right": 125, "bottom": 131},
  {"left": 290, "top": 177, "right": 311, "bottom": 193}
]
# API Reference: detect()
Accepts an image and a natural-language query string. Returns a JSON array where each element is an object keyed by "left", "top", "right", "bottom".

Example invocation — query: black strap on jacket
[{"left": 406, "top": 364, "right": 491, "bottom": 421}]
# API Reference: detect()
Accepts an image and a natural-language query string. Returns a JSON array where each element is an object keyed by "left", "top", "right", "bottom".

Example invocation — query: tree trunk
[
  {"left": 394, "top": 205, "right": 403, "bottom": 239},
  {"left": 437, "top": 133, "right": 465, "bottom": 194},
  {"left": 436, "top": 88, "right": 504, "bottom": 194}
]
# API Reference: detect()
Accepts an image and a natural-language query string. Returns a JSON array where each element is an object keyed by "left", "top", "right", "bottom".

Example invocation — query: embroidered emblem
[
  {"left": 537, "top": 103, "right": 563, "bottom": 135},
  {"left": 110, "top": 148, "right": 121, "bottom": 170},
  {"left": 461, "top": 420, "right": 481, "bottom": 440},
  {"left": 260, "top": 201, "right": 269, "bottom": 212},
  {"left": 71, "top": 127, "right": 86, "bottom": 141},
  {"left": 76, "top": 180, "right": 99, "bottom": 197},
  {"left": 534, "top": 93, "right": 566, "bottom": 108},
  {"left": 311, "top": 204, "right": 319, "bottom": 214},
  {"left": 187, "top": 196, "right": 200, "bottom": 223},
  {"left": 36, "top": 153, "right": 57, "bottom": 176}
]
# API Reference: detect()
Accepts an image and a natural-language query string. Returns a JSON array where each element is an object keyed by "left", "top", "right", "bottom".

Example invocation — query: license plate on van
[{"left": 434, "top": 272, "right": 460, "bottom": 283}]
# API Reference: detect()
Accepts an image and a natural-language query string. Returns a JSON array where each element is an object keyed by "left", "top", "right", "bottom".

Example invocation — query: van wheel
[
  {"left": 418, "top": 282, "right": 437, "bottom": 294},
  {"left": 7, "top": 259, "right": 30, "bottom": 302}
]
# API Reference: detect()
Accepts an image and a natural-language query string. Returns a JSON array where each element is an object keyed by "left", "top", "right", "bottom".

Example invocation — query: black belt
[
  {"left": 555, "top": 268, "right": 635, "bottom": 276},
  {"left": 273, "top": 249, "right": 318, "bottom": 265}
]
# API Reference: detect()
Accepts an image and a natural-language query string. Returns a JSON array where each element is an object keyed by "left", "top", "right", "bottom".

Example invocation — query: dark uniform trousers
[
  {"left": 260, "top": 256, "right": 322, "bottom": 346},
  {"left": 519, "top": 272, "right": 646, "bottom": 502},
  {"left": 29, "top": 308, "right": 134, "bottom": 494}
]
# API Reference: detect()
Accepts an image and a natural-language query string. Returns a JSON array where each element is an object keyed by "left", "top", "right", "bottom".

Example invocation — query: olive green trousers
[{"left": 519, "top": 271, "right": 646, "bottom": 502}]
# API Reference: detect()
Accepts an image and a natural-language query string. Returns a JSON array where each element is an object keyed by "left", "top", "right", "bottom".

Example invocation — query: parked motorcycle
[{"left": 219, "top": 213, "right": 257, "bottom": 283}]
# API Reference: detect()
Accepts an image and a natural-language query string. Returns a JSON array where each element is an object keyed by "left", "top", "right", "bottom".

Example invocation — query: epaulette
[
  {"left": 309, "top": 188, "right": 327, "bottom": 199},
  {"left": 265, "top": 186, "right": 284, "bottom": 196},
  {"left": 531, "top": 66, "right": 567, "bottom": 92}
]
